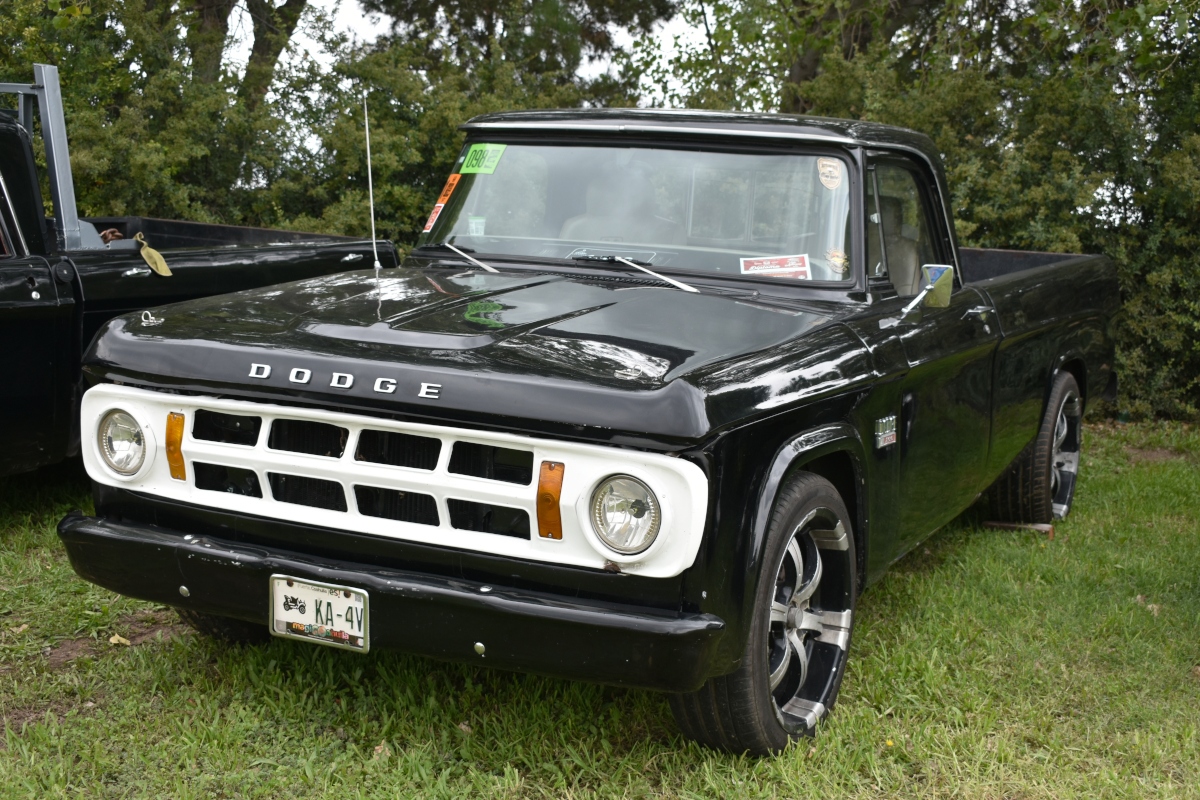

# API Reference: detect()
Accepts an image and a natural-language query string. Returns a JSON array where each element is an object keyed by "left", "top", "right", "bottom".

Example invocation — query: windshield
[{"left": 417, "top": 143, "right": 855, "bottom": 283}]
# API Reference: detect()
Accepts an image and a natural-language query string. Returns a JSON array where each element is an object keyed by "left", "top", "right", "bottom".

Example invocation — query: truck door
[
  {"left": 0, "top": 218, "right": 75, "bottom": 476},
  {"left": 869, "top": 158, "right": 999, "bottom": 550}
]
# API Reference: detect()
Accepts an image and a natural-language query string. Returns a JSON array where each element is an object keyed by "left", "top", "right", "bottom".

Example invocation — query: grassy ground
[{"left": 0, "top": 422, "right": 1197, "bottom": 799}]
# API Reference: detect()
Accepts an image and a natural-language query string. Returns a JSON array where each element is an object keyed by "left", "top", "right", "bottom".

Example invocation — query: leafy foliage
[
  {"left": 0, "top": 0, "right": 659, "bottom": 237},
  {"left": 1, "top": 423, "right": 1199, "bottom": 794},
  {"left": 3, "top": 0, "right": 1195, "bottom": 415},
  {"left": 645, "top": 0, "right": 1200, "bottom": 417}
]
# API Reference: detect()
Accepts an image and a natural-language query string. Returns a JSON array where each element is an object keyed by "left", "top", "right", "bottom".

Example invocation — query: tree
[
  {"left": 643, "top": 0, "right": 1200, "bottom": 417},
  {"left": 362, "top": 0, "right": 674, "bottom": 75},
  {"left": 0, "top": 0, "right": 332, "bottom": 223}
]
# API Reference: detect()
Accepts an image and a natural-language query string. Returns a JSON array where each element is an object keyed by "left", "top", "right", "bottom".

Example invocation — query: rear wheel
[
  {"left": 669, "top": 472, "right": 857, "bottom": 755},
  {"left": 176, "top": 608, "right": 270, "bottom": 645},
  {"left": 986, "top": 370, "right": 1083, "bottom": 523}
]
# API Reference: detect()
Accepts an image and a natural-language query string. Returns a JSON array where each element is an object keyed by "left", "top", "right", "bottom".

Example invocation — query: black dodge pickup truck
[
  {"left": 1, "top": 64, "right": 398, "bottom": 477},
  {"left": 58, "top": 109, "right": 1118, "bottom": 755}
]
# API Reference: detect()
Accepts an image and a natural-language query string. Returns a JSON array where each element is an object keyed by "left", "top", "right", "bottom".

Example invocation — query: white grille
[{"left": 81, "top": 384, "right": 708, "bottom": 578}]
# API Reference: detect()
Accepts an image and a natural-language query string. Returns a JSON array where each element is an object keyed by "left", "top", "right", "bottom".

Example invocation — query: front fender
[
  {"left": 686, "top": 415, "right": 869, "bottom": 676},
  {"left": 746, "top": 421, "right": 868, "bottom": 602}
]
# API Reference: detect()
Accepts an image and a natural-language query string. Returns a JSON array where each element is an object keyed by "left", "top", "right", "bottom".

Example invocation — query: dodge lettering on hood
[{"left": 60, "top": 109, "right": 1118, "bottom": 755}]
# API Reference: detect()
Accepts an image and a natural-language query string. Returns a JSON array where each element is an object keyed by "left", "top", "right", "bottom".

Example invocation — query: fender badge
[
  {"left": 140, "top": 310, "right": 163, "bottom": 327},
  {"left": 875, "top": 415, "right": 897, "bottom": 448}
]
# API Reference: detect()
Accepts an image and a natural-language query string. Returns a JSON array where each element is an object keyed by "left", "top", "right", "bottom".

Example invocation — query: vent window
[
  {"left": 448, "top": 443, "right": 533, "bottom": 485},
  {"left": 192, "top": 410, "right": 262, "bottom": 446},
  {"left": 354, "top": 486, "right": 439, "bottom": 526},
  {"left": 194, "top": 463, "right": 263, "bottom": 497},
  {"left": 447, "top": 500, "right": 530, "bottom": 538},
  {"left": 355, "top": 430, "right": 441, "bottom": 471},
  {"left": 268, "top": 419, "right": 348, "bottom": 458},
  {"left": 267, "top": 473, "right": 347, "bottom": 511}
]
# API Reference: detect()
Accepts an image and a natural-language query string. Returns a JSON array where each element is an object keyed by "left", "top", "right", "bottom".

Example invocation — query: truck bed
[
  {"left": 958, "top": 246, "right": 1120, "bottom": 480},
  {"left": 83, "top": 216, "right": 354, "bottom": 251},
  {"left": 959, "top": 247, "right": 1091, "bottom": 283}
]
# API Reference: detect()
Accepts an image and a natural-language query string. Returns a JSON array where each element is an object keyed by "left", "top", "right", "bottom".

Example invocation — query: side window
[{"left": 875, "top": 162, "right": 938, "bottom": 297}]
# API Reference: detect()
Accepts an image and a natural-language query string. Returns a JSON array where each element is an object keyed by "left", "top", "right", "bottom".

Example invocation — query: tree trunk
[
  {"left": 187, "top": 0, "right": 238, "bottom": 85},
  {"left": 240, "top": 0, "right": 308, "bottom": 112}
]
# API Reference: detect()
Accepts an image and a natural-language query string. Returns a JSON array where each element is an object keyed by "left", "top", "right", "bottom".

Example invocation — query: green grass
[{"left": 0, "top": 422, "right": 1197, "bottom": 798}]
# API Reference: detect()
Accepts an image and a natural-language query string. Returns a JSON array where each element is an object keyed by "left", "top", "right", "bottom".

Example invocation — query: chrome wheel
[
  {"left": 1050, "top": 388, "right": 1082, "bottom": 520},
  {"left": 765, "top": 508, "right": 854, "bottom": 734}
]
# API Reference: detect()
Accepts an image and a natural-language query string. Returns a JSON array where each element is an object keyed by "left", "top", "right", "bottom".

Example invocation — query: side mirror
[
  {"left": 920, "top": 264, "right": 954, "bottom": 309},
  {"left": 879, "top": 264, "right": 955, "bottom": 329}
]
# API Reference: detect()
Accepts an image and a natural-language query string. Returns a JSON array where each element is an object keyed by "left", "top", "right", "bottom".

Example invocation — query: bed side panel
[{"left": 974, "top": 255, "right": 1118, "bottom": 480}]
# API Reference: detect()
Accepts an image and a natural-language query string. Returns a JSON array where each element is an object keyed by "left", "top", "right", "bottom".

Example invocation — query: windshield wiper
[
  {"left": 570, "top": 255, "right": 699, "bottom": 293},
  {"left": 415, "top": 241, "right": 499, "bottom": 273}
]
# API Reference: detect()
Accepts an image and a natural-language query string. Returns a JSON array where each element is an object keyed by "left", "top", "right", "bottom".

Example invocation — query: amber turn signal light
[
  {"left": 165, "top": 412, "right": 186, "bottom": 481},
  {"left": 537, "top": 461, "right": 565, "bottom": 539}
]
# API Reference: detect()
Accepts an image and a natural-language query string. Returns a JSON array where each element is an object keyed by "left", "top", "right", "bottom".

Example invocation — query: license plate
[{"left": 269, "top": 575, "right": 368, "bottom": 652}]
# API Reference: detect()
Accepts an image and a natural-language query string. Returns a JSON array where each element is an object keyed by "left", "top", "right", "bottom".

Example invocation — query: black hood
[{"left": 86, "top": 269, "right": 869, "bottom": 441}]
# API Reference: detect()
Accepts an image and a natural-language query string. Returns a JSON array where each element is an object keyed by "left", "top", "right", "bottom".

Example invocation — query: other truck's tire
[
  {"left": 669, "top": 472, "right": 857, "bottom": 755},
  {"left": 176, "top": 608, "right": 271, "bottom": 645},
  {"left": 986, "top": 370, "right": 1083, "bottom": 523}
]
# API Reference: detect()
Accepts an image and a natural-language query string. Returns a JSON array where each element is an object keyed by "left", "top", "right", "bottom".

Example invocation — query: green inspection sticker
[{"left": 460, "top": 143, "right": 507, "bottom": 174}]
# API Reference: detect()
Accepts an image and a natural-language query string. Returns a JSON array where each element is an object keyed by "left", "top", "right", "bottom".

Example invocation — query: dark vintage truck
[
  {"left": 58, "top": 109, "right": 1118, "bottom": 755},
  {"left": 0, "top": 64, "right": 399, "bottom": 477}
]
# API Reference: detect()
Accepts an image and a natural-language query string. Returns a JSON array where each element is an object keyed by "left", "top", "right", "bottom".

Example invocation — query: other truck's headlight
[
  {"left": 590, "top": 475, "right": 661, "bottom": 555},
  {"left": 98, "top": 410, "right": 146, "bottom": 475}
]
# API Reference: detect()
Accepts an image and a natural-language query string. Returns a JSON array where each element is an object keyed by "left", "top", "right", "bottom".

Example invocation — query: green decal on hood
[{"left": 464, "top": 299, "right": 506, "bottom": 328}]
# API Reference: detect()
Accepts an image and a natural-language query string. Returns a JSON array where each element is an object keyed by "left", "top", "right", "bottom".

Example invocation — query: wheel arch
[
  {"left": 1052, "top": 356, "right": 1087, "bottom": 410},
  {"left": 749, "top": 423, "right": 869, "bottom": 598}
]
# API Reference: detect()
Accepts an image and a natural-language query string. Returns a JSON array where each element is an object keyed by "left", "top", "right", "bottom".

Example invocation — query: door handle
[
  {"left": 122, "top": 266, "right": 152, "bottom": 277},
  {"left": 962, "top": 305, "right": 993, "bottom": 334},
  {"left": 962, "top": 305, "right": 991, "bottom": 321},
  {"left": 341, "top": 253, "right": 364, "bottom": 263}
]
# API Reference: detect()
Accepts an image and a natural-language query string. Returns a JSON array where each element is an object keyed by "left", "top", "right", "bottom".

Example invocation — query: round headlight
[
  {"left": 97, "top": 410, "right": 146, "bottom": 475},
  {"left": 590, "top": 475, "right": 661, "bottom": 555}
]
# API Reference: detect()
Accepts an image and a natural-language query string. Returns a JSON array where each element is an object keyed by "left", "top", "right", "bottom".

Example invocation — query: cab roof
[{"left": 461, "top": 108, "right": 942, "bottom": 165}]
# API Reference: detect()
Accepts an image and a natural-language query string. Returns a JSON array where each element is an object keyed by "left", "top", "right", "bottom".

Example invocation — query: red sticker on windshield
[
  {"left": 422, "top": 203, "right": 445, "bottom": 233},
  {"left": 739, "top": 253, "right": 810, "bottom": 279}
]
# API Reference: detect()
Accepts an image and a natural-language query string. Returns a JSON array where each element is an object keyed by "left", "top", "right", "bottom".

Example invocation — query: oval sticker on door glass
[{"left": 818, "top": 158, "right": 843, "bottom": 190}]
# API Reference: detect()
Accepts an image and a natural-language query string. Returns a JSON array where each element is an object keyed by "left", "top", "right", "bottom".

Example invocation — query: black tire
[
  {"left": 176, "top": 608, "right": 271, "bottom": 645},
  {"left": 986, "top": 371, "right": 1083, "bottom": 523},
  {"left": 669, "top": 472, "right": 857, "bottom": 755}
]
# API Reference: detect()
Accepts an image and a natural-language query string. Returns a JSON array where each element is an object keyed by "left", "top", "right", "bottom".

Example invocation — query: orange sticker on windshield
[
  {"left": 422, "top": 203, "right": 444, "bottom": 233},
  {"left": 437, "top": 174, "right": 461, "bottom": 205},
  {"left": 740, "top": 254, "right": 810, "bottom": 279}
]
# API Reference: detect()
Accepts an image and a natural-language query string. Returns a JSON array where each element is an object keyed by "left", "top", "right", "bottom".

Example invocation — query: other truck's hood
[{"left": 87, "top": 269, "right": 866, "bottom": 440}]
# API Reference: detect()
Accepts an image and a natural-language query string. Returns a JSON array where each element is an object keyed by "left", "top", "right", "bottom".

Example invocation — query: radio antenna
[
  {"left": 363, "top": 92, "right": 381, "bottom": 273},
  {"left": 363, "top": 92, "right": 383, "bottom": 321}
]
